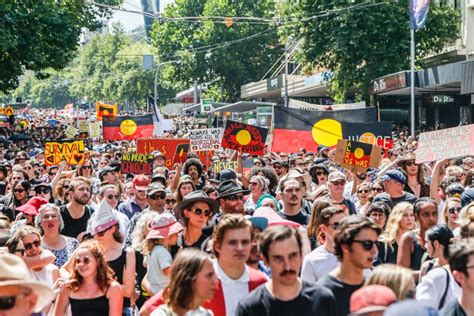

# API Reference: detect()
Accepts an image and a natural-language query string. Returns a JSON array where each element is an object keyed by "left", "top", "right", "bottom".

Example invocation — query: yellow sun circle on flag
[
  {"left": 359, "top": 132, "right": 376, "bottom": 145},
  {"left": 312, "top": 119, "right": 342, "bottom": 147},
  {"left": 103, "top": 109, "right": 109, "bottom": 115},
  {"left": 354, "top": 148, "right": 365, "bottom": 159},
  {"left": 236, "top": 130, "right": 251, "bottom": 145},
  {"left": 120, "top": 119, "right": 137, "bottom": 136}
]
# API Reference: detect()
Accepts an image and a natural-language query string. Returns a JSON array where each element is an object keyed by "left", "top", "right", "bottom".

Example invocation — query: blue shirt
[{"left": 117, "top": 197, "right": 145, "bottom": 220}]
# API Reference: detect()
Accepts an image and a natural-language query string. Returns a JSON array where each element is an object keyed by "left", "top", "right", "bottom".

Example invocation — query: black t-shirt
[
  {"left": 170, "top": 232, "right": 210, "bottom": 258},
  {"left": 279, "top": 211, "right": 308, "bottom": 226},
  {"left": 374, "top": 241, "right": 398, "bottom": 266},
  {"left": 60, "top": 205, "right": 94, "bottom": 239},
  {"left": 235, "top": 281, "right": 337, "bottom": 316},
  {"left": 440, "top": 300, "right": 466, "bottom": 316},
  {"left": 372, "top": 192, "right": 417, "bottom": 208},
  {"left": 317, "top": 274, "right": 364, "bottom": 316}
]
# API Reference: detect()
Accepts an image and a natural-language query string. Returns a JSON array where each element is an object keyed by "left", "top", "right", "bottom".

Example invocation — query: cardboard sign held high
[
  {"left": 221, "top": 120, "right": 268, "bottom": 156},
  {"left": 44, "top": 140, "right": 85, "bottom": 166},
  {"left": 121, "top": 152, "right": 154, "bottom": 175},
  {"left": 334, "top": 139, "right": 382, "bottom": 173}
]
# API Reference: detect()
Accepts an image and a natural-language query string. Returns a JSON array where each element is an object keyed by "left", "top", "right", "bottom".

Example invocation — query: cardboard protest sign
[
  {"left": 334, "top": 139, "right": 382, "bottom": 173},
  {"left": 89, "top": 122, "right": 101, "bottom": 138},
  {"left": 415, "top": 125, "right": 474, "bottom": 163},
  {"left": 121, "top": 152, "right": 154, "bottom": 175},
  {"left": 96, "top": 101, "right": 118, "bottom": 120},
  {"left": 213, "top": 160, "right": 238, "bottom": 173},
  {"left": 65, "top": 125, "right": 78, "bottom": 139},
  {"left": 189, "top": 128, "right": 222, "bottom": 151},
  {"left": 0, "top": 107, "right": 14, "bottom": 116},
  {"left": 221, "top": 120, "right": 268, "bottom": 156},
  {"left": 137, "top": 138, "right": 190, "bottom": 168},
  {"left": 44, "top": 140, "right": 85, "bottom": 166}
]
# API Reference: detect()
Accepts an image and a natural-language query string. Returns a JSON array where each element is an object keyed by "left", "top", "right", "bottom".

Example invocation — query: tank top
[
  {"left": 107, "top": 249, "right": 131, "bottom": 307},
  {"left": 70, "top": 295, "right": 109, "bottom": 316},
  {"left": 410, "top": 231, "right": 427, "bottom": 270}
]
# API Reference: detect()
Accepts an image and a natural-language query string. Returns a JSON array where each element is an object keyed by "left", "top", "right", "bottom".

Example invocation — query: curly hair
[
  {"left": 131, "top": 212, "right": 158, "bottom": 252},
  {"left": 183, "top": 158, "right": 203, "bottom": 176},
  {"left": 69, "top": 240, "right": 115, "bottom": 293},
  {"left": 247, "top": 166, "right": 279, "bottom": 192},
  {"left": 163, "top": 248, "right": 211, "bottom": 311}
]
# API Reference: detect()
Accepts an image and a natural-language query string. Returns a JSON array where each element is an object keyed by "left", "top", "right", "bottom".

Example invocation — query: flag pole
[{"left": 410, "top": 28, "right": 415, "bottom": 137}]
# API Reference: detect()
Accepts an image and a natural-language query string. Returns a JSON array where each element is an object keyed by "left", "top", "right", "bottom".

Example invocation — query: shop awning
[{"left": 213, "top": 101, "right": 275, "bottom": 113}]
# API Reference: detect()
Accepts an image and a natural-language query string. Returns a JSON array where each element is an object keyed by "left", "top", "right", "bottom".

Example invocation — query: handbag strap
[{"left": 438, "top": 267, "right": 450, "bottom": 310}]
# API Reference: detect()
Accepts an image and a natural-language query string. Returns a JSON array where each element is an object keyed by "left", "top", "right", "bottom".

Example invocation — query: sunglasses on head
[
  {"left": 75, "top": 256, "right": 92, "bottom": 265},
  {"left": 24, "top": 240, "right": 41, "bottom": 251},
  {"left": 13, "top": 188, "right": 25, "bottom": 193},
  {"left": 96, "top": 226, "right": 112, "bottom": 237},
  {"left": 165, "top": 199, "right": 176, "bottom": 204},
  {"left": 189, "top": 207, "right": 212, "bottom": 217},
  {"left": 149, "top": 193, "right": 166, "bottom": 200},
  {"left": 225, "top": 194, "right": 244, "bottom": 201},
  {"left": 448, "top": 207, "right": 462, "bottom": 214},
  {"left": 353, "top": 240, "right": 377, "bottom": 251},
  {"left": 0, "top": 290, "right": 31, "bottom": 310}
]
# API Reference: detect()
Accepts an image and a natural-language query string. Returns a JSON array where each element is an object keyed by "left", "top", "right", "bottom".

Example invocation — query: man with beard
[
  {"left": 236, "top": 226, "right": 336, "bottom": 316},
  {"left": 318, "top": 216, "right": 381, "bottom": 316},
  {"left": 279, "top": 178, "right": 308, "bottom": 226},
  {"left": 59, "top": 176, "right": 94, "bottom": 239}
]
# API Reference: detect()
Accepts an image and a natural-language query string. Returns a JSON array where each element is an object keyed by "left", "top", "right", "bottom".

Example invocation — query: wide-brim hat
[
  {"left": 0, "top": 253, "right": 55, "bottom": 313},
  {"left": 217, "top": 180, "right": 250, "bottom": 199},
  {"left": 286, "top": 170, "right": 312, "bottom": 189},
  {"left": 175, "top": 190, "right": 219, "bottom": 219},
  {"left": 400, "top": 152, "right": 416, "bottom": 162}
]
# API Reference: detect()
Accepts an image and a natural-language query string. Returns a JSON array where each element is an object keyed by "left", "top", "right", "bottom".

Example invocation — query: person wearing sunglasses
[
  {"left": 399, "top": 153, "right": 430, "bottom": 198},
  {"left": 318, "top": 215, "right": 381, "bottom": 316},
  {"left": 325, "top": 171, "right": 357, "bottom": 216},
  {"left": 53, "top": 240, "right": 123, "bottom": 316},
  {"left": 309, "top": 163, "right": 329, "bottom": 190},
  {"left": 97, "top": 184, "right": 129, "bottom": 237},
  {"left": 355, "top": 182, "right": 371, "bottom": 215},
  {"left": 33, "top": 183, "right": 53, "bottom": 203},
  {"left": 213, "top": 180, "right": 249, "bottom": 223},
  {"left": 302, "top": 206, "right": 345, "bottom": 283},
  {"left": 172, "top": 191, "right": 219, "bottom": 257},
  {"left": 0, "top": 251, "right": 55, "bottom": 316},
  {"left": 443, "top": 197, "right": 462, "bottom": 231},
  {"left": 10, "top": 180, "right": 31, "bottom": 215},
  {"left": 90, "top": 199, "right": 136, "bottom": 316}
]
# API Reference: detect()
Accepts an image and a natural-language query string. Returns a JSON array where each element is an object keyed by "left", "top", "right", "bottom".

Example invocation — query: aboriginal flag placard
[
  {"left": 103, "top": 115, "right": 154, "bottom": 141},
  {"left": 334, "top": 139, "right": 382, "bottom": 173},
  {"left": 272, "top": 106, "right": 377, "bottom": 153},
  {"left": 342, "top": 122, "right": 393, "bottom": 150},
  {"left": 221, "top": 120, "right": 268, "bottom": 156},
  {"left": 96, "top": 101, "right": 118, "bottom": 120},
  {"left": 136, "top": 138, "right": 190, "bottom": 167}
]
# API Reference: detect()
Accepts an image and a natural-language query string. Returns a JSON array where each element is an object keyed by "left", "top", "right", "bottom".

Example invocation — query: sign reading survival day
[
  {"left": 121, "top": 152, "right": 154, "bottom": 175},
  {"left": 44, "top": 140, "right": 85, "bottom": 166}
]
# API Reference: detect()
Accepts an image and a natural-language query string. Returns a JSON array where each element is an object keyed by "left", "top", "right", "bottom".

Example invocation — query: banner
[
  {"left": 96, "top": 101, "right": 118, "bottom": 120},
  {"left": 44, "top": 140, "right": 85, "bottom": 166},
  {"left": 221, "top": 120, "right": 268, "bottom": 156},
  {"left": 334, "top": 139, "right": 382, "bottom": 173},
  {"left": 0, "top": 107, "right": 14, "bottom": 116},
  {"left": 342, "top": 122, "right": 393, "bottom": 149},
  {"left": 213, "top": 160, "right": 238, "bottom": 173},
  {"left": 137, "top": 138, "right": 190, "bottom": 168},
  {"left": 415, "top": 125, "right": 474, "bottom": 163},
  {"left": 103, "top": 115, "right": 154, "bottom": 141},
  {"left": 410, "top": 0, "right": 430, "bottom": 30},
  {"left": 121, "top": 152, "right": 154, "bottom": 175},
  {"left": 189, "top": 128, "right": 222, "bottom": 151}
]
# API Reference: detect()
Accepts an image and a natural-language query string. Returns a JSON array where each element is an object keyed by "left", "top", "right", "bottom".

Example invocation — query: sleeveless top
[
  {"left": 70, "top": 295, "right": 109, "bottom": 316},
  {"left": 45, "top": 237, "right": 79, "bottom": 267},
  {"left": 135, "top": 250, "right": 148, "bottom": 309},
  {"left": 108, "top": 249, "right": 131, "bottom": 307},
  {"left": 410, "top": 231, "right": 428, "bottom": 270}
]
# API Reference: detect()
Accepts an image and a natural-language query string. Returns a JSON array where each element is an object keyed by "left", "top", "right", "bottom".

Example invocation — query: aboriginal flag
[
  {"left": 342, "top": 122, "right": 393, "bottom": 150},
  {"left": 272, "top": 106, "right": 377, "bottom": 153},
  {"left": 96, "top": 101, "right": 118, "bottom": 120},
  {"left": 103, "top": 115, "right": 154, "bottom": 141},
  {"left": 221, "top": 120, "right": 268, "bottom": 156}
]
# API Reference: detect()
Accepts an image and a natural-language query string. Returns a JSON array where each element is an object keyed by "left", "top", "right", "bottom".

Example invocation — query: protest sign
[
  {"left": 213, "top": 160, "right": 238, "bottom": 173},
  {"left": 137, "top": 138, "right": 190, "bottom": 168},
  {"left": 189, "top": 128, "right": 222, "bottom": 151},
  {"left": 44, "top": 140, "right": 85, "bottom": 166},
  {"left": 121, "top": 152, "right": 154, "bottom": 175},
  {"left": 0, "top": 107, "right": 14, "bottom": 116},
  {"left": 96, "top": 101, "right": 118, "bottom": 120},
  {"left": 65, "top": 125, "right": 77, "bottom": 139},
  {"left": 334, "top": 139, "right": 382, "bottom": 173},
  {"left": 221, "top": 120, "right": 268, "bottom": 156},
  {"left": 415, "top": 124, "right": 474, "bottom": 163},
  {"left": 89, "top": 122, "right": 101, "bottom": 138},
  {"left": 342, "top": 122, "right": 393, "bottom": 149}
]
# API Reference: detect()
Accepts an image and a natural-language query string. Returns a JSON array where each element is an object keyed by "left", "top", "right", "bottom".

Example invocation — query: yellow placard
[{"left": 44, "top": 140, "right": 85, "bottom": 166}]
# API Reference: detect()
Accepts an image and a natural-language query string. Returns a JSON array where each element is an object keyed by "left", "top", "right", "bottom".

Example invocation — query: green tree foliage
[
  {"left": 151, "top": 0, "right": 283, "bottom": 102},
  {"left": 279, "top": 1, "right": 461, "bottom": 102},
  {"left": 0, "top": 0, "right": 122, "bottom": 92}
]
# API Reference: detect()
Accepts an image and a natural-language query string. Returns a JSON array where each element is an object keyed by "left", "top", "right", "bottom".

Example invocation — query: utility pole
[{"left": 284, "top": 42, "right": 289, "bottom": 108}]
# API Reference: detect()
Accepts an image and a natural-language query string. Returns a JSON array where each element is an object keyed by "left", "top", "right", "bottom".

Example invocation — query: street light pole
[
  {"left": 284, "top": 42, "right": 289, "bottom": 108},
  {"left": 152, "top": 60, "right": 179, "bottom": 112}
]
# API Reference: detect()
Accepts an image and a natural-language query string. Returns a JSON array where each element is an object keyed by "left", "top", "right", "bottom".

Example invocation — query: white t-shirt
[
  {"left": 147, "top": 245, "right": 173, "bottom": 294},
  {"left": 213, "top": 260, "right": 249, "bottom": 316},
  {"left": 301, "top": 245, "right": 339, "bottom": 283},
  {"left": 416, "top": 267, "right": 461, "bottom": 309}
]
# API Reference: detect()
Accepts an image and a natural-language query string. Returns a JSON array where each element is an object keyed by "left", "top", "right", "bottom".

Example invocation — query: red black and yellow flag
[
  {"left": 272, "top": 106, "right": 377, "bottom": 153},
  {"left": 342, "top": 122, "right": 393, "bottom": 150},
  {"left": 103, "top": 115, "right": 154, "bottom": 141},
  {"left": 221, "top": 120, "right": 268, "bottom": 156},
  {"left": 96, "top": 101, "right": 118, "bottom": 120}
]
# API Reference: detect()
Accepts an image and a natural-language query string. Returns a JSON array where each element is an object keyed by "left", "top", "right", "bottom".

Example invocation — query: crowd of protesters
[{"left": 0, "top": 107, "right": 473, "bottom": 316}]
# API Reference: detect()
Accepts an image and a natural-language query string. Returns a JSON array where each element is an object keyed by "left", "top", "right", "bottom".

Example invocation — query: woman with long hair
[
  {"left": 442, "top": 197, "right": 462, "bottom": 231},
  {"left": 53, "top": 177, "right": 71, "bottom": 206},
  {"left": 366, "top": 264, "right": 416, "bottom": 300},
  {"left": 399, "top": 153, "right": 430, "bottom": 198},
  {"left": 54, "top": 240, "right": 123, "bottom": 316},
  {"left": 244, "top": 175, "right": 269, "bottom": 213},
  {"left": 354, "top": 182, "right": 371, "bottom": 215},
  {"left": 150, "top": 248, "right": 217, "bottom": 316},
  {"left": 10, "top": 180, "right": 31, "bottom": 214},
  {"left": 175, "top": 176, "right": 196, "bottom": 203},
  {"left": 35, "top": 203, "right": 79, "bottom": 267},
  {"left": 306, "top": 198, "right": 332, "bottom": 248},
  {"left": 376, "top": 202, "right": 415, "bottom": 265}
]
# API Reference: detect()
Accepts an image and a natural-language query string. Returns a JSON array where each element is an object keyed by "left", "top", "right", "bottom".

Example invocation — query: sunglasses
[
  {"left": 358, "top": 189, "right": 369, "bottom": 194},
  {"left": 329, "top": 222, "right": 340, "bottom": 229},
  {"left": 0, "top": 291, "right": 31, "bottom": 310},
  {"left": 405, "top": 160, "right": 417, "bottom": 166},
  {"left": 448, "top": 207, "right": 462, "bottom": 214},
  {"left": 82, "top": 166, "right": 92, "bottom": 170},
  {"left": 106, "top": 194, "right": 120, "bottom": 200},
  {"left": 165, "top": 199, "right": 176, "bottom": 204},
  {"left": 353, "top": 240, "right": 377, "bottom": 251},
  {"left": 75, "top": 256, "right": 92, "bottom": 265},
  {"left": 225, "top": 194, "right": 244, "bottom": 201},
  {"left": 36, "top": 188, "right": 51, "bottom": 194},
  {"left": 149, "top": 193, "right": 166, "bottom": 200},
  {"left": 316, "top": 172, "right": 327, "bottom": 176},
  {"left": 189, "top": 207, "right": 212, "bottom": 217},
  {"left": 13, "top": 188, "right": 25, "bottom": 193},
  {"left": 96, "top": 226, "right": 112, "bottom": 237},
  {"left": 24, "top": 240, "right": 41, "bottom": 251},
  {"left": 49, "top": 172, "right": 57, "bottom": 176},
  {"left": 372, "top": 188, "right": 384, "bottom": 193},
  {"left": 25, "top": 166, "right": 33, "bottom": 170},
  {"left": 331, "top": 180, "right": 346, "bottom": 186}
]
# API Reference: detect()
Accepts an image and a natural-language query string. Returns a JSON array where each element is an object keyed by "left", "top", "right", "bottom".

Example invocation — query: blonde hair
[
  {"left": 366, "top": 264, "right": 415, "bottom": 300},
  {"left": 443, "top": 197, "right": 461, "bottom": 225},
  {"left": 457, "top": 202, "right": 474, "bottom": 227},
  {"left": 379, "top": 202, "right": 413, "bottom": 251},
  {"left": 131, "top": 212, "right": 158, "bottom": 252}
]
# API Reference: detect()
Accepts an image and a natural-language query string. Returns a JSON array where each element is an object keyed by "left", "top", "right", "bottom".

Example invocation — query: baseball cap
[
  {"left": 350, "top": 285, "right": 397, "bottom": 315},
  {"left": 146, "top": 182, "right": 166, "bottom": 196},
  {"left": 382, "top": 170, "right": 407, "bottom": 184},
  {"left": 328, "top": 171, "right": 346, "bottom": 182},
  {"left": 133, "top": 175, "right": 151, "bottom": 190}
]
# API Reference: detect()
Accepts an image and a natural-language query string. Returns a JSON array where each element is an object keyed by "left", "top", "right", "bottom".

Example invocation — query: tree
[
  {"left": 0, "top": 0, "right": 122, "bottom": 92},
  {"left": 151, "top": 0, "right": 283, "bottom": 102},
  {"left": 278, "top": 1, "right": 461, "bottom": 102}
]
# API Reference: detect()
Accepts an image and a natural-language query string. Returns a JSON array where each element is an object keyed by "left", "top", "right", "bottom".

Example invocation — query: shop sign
[{"left": 370, "top": 72, "right": 407, "bottom": 94}]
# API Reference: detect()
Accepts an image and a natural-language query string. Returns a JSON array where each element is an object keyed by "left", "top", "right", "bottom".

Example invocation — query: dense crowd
[{"left": 0, "top": 108, "right": 473, "bottom": 316}]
